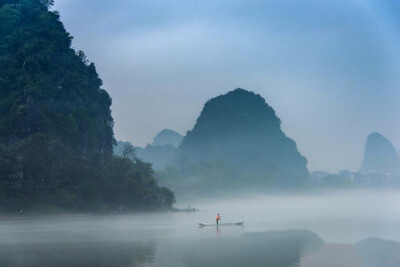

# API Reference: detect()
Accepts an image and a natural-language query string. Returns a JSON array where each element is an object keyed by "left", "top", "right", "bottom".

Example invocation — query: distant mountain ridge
[
  {"left": 152, "top": 129, "right": 183, "bottom": 146},
  {"left": 114, "top": 129, "right": 182, "bottom": 170},
  {"left": 360, "top": 132, "right": 400, "bottom": 174}
]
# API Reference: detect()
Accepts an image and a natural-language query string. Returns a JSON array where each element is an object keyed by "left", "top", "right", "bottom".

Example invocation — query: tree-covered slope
[
  {"left": 170, "top": 89, "right": 309, "bottom": 190},
  {"left": 0, "top": 0, "right": 113, "bottom": 154},
  {"left": 0, "top": 0, "right": 174, "bottom": 212}
]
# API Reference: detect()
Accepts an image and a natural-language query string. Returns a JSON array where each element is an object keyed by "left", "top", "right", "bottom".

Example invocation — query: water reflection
[
  {"left": 356, "top": 238, "right": 400, "bottom": 267},
  {"left": 1, "top": 191, "right": 400, "bottom": 266},
  {"left": 0, "top": 241, "right": 155, "bottom": 267},
  {"left": 300, "top": 243, "right": 364, "bottom": 267},
  {"left": 300, "top": 237, "right": 400, "bottom": 267},
  {"left": 2, "top": 228, "right": 400, "bottom": 266},
  {"left": 183, "top": 230, "right": 323, "bottom": 267}
]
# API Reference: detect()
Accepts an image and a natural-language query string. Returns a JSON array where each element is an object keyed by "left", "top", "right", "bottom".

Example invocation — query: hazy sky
[{"left": 54, "top": 0, "right": 400, "bottom": 172}]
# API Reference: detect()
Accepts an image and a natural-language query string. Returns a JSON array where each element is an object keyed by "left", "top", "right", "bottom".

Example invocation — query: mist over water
[
  {"left": 2, "top": 1, "right": 400, "bottom": 266},
  {"left": 1, "top": 190, "right": 400, "bottom": 266}
]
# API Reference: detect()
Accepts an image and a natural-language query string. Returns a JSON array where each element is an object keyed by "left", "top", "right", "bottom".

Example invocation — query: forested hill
[
  {"left": 162, "top": 89, "right": 309, "bottom": 192},
  {"left": 0, "top": 0, "right": 113, "bottom": 154},
  {"left": 0, "top": 0, "right": 174, "bottom": 212}
]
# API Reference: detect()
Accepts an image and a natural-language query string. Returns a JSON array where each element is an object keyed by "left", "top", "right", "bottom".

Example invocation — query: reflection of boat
[{"left": 198, "top": 222, "right": 244, "bottom": 227}]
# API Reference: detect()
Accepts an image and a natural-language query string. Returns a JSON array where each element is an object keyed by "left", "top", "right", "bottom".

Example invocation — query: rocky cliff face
[
  {"left": 176, "top": 88, "right": 309, "bottom": 188},
  {"left": 360, "top": 132, "right": 400, "bottom": 174}
]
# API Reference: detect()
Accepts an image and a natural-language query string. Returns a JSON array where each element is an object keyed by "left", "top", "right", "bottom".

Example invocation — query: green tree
[{"left": 0, "top": 0, "right": 175, "bottom": 213}]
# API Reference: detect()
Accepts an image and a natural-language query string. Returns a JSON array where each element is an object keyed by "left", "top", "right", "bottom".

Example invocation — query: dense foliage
[
  {"left": 0, "top": 0, "right": 174, "bottom": 212},
  {"left": 0, "top": 134, "right": 174, "bottom": 212},
  {"left": 161, "top": 89, "right": 309, "bottom": 193},
  {"left": 0, "top": 0, "right": 113, "bottom": 153}
]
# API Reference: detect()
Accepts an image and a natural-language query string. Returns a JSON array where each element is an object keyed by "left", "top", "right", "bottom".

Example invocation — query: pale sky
[{"left": 54, "top": 0, "right": 400, "bottom": 172}]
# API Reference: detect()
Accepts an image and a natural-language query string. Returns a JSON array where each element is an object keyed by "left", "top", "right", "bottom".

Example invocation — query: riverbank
[{"left": 0, "top": 206, "right": 197, "bottom": 220}]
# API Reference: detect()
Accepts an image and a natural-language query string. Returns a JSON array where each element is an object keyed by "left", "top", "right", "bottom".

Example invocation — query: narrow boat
[{"left": 198, "top": 222, "right": 244, "bottom": 227}]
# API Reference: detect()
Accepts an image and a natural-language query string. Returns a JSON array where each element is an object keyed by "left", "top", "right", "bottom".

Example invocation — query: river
[{"left": 1, "top": 190, "right": 400, "bottom": 266}]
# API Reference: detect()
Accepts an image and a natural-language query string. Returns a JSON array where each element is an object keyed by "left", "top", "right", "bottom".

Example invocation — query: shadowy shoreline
[{"left": 0, "top": 206, "right": 198, "bottom": 221}]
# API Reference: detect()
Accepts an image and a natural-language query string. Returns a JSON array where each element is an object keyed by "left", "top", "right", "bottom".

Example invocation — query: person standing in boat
[{"left": 216, "top": 214, "right": 221, "bottom": 225}]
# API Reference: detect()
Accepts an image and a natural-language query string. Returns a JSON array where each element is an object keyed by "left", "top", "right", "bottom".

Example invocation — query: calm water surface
[{"left": 1, "top": 190, "right": 400, "bottom": 266}]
